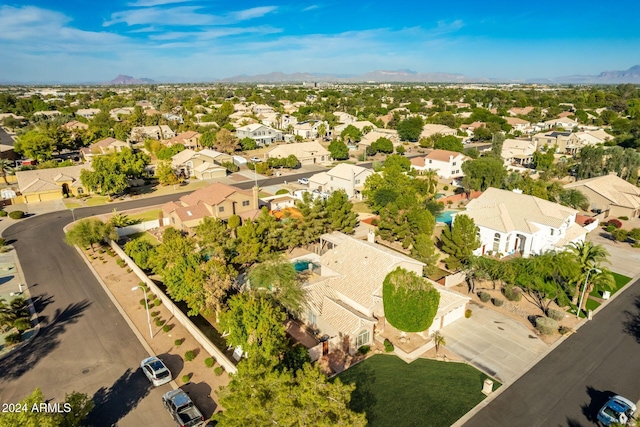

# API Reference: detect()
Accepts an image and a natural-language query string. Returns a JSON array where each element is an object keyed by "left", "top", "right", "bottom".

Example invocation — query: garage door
[{"left": 441, "top": 304, "right": 466, "bottom": 328}]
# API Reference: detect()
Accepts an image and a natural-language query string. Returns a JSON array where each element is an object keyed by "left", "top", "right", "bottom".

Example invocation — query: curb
[
  {"left": 74, "top": 245, "right": 179, "bottom": 391},
  {"left": 453, "top": 271, "right": 640, "bottom": 426}
]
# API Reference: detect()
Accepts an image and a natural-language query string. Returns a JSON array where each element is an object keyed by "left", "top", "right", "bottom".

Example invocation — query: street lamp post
[
  {"left": 132, "top": 286, "right": 153, "bottom": 339},
  {"left": 70, "top": 208, "right": 75, "bottom": 222},
  {"left": 576, "top": 267, "right": 601, "bottom": 319}
]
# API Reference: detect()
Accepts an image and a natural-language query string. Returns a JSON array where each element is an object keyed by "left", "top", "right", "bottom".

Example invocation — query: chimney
[
  {"left": 253, "top": 185, "right": 259, "bottom": 209},
  {"left": 367, "top": 228, "right": 375, "bottom": 243}
]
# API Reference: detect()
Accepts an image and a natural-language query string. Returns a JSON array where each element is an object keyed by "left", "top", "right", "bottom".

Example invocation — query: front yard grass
[
  {"left": 128, "top": 209, "right": 161, "bottom": 223},
  {"left": 352, "top": 202, "right": 373, "bottom": 214},
  {"left": 336, "top": 354, "right": 499, "bottom": 427},
  {"left": 85, "top": 196, "right": 110, "bottom": 206},
  {"left": 589, "top": 272, "right": 631, "bottom": 298},
  {"left": 127, "top": 231, "right": 160, "bottom": 246}
]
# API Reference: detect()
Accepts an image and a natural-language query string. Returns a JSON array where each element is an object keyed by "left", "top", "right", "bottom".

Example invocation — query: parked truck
[{"left": 162, "top": 389, "right": 205, "bottom": 427}]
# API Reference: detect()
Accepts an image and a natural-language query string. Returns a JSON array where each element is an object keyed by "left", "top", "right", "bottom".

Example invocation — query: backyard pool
[
  {"left": 436, "top": 210, "right": 458, "bottom": 224},
  {"left": 293, "top": 260, "right": 314, "bottom": 272}
]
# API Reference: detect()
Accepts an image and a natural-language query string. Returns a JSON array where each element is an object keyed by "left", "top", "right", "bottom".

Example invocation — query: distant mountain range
[{"left": 3, "top": 66, "right": 640, "bottom": 85}]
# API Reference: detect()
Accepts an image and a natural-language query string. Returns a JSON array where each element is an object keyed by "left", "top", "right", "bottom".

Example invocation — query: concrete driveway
[
  {"left": 441, "top": 303, "right": 548, "bottom": 384},
  {"left": 587, "top": 232, "right": 640, "bottom": 278}
]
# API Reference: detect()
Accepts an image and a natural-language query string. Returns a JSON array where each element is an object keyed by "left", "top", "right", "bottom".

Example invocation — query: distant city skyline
[{"left": 1, "top": 0, "right": 639, "bottom": 83}]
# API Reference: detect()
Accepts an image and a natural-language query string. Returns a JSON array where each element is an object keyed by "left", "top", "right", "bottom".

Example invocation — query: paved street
[
  {"left": 464, "top": 277, "right": 640, "bottom": 427},
  {"left": 0, "top": 194, "right": 183, "bottom": 427}
]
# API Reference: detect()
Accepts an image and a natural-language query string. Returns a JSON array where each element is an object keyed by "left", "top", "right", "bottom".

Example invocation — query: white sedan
[
  {"left": 297, "top": 177, "right": 309, "bottom": 185},
  {"left": 141, "top": 356, "right": 172, "bottom": 387}
]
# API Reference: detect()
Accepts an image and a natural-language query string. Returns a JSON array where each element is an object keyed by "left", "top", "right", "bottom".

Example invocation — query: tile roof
[
  {"left": 268, "top": 141, "right": 329, "bottom": 158},
  {"left": 464, "top": 187, "right": 578, "bottom": 233},
  {"left": 180, "top": 182, "right": 251, "bottom": 207},
  {"left": 16, "top": 164, "right": 87, "bottom": 194},
  {"left": 425, "top": 149, "right": 468, "bottom": 162},
  {"left": 327, "top": 163, "right": 370, "bottom": 180},
  {"left": 321, "top": 297, "right": 376, "bottom": 335},
  {"left": 564, "top": 174, "right": 640, "bottom": 209}
]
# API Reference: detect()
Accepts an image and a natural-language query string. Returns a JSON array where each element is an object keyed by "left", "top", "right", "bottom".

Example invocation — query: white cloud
[
  {"left": 302, "top": 5, "right": 320, "bottom": 11},
  {"left": 148, "top": 26, "right": 282, "bottom": 41},
  {"left": 127, "top": 0, "right": 192, "bottom": 6},
  {"left": 230, "top": 6, "right": 277, "bottom": 21}
]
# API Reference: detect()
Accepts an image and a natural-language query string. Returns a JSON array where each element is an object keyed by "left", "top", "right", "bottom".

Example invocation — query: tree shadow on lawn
[
  {"left": 0, "top": 299, "right": 91, "bottom": 381},
  {"left": 581, "top": 386, "right": 615, "bottom": 423},
  {"left": 88, "top": 367, "right": 152, "bottom": 427},
  {"left": 622, "top": 295, "right": 640, "bottom": 344},
  {"left": 336, "top": 363, "right": 378, "bottom": 425}
]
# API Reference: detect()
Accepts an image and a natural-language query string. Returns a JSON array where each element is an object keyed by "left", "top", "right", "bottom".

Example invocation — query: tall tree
[
  {"left": 155, "top": 160, "right": 180, "bottom": 186},
  {"left": 248, "top": 256, "right": 306, "bottom": 315},
  {"left": 434, "top": 135, "right": 464, "bottom": 152},
  {"left": 567, "top": 241, "right": 610, "bottom": 304},
  {"left": 461, "top": 156, "right": 507, "bottom": 191},
  {"left": 396, "top": 116, "right": 424, "bottom": 141},
  {"left": 325, "top": 190, "right": 358, "bottom": 234},
  {"left": 0, "top": 158, "right": 13, "bottom": 185},
  {"left": 14, "top": 129, "right": 56, "bottom": 161},
  {"left": 382, "top": 267, "right": 440, "bottom": 332},
  {"left": 440, "top": 214, "right": 481, "bottom": 270},
  {"left": 0, "top": 387, "right": 94, "bottom": 427},
  {"left": 64, "top": 219, "right": 117, "bottom": 251},
  {"left": 215, "top": 128, "right": 240, "bottom": 154},
  {"left": 328, "top": 139, "right": 349, "bottom": 160}
]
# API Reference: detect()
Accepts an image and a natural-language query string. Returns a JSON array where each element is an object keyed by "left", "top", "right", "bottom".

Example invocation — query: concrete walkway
[{"left": 441, "top": 304, "right": 548, "bottom": 384}]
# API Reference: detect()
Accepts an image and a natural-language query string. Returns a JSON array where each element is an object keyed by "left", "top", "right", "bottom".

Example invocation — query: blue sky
[{"left": 1, "top": 0, "right": 639, "bottom": 83}]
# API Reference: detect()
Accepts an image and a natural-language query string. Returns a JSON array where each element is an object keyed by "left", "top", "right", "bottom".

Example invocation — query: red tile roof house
[
  {"left": 410, "top": 149, "right": 470, "bottom": 179},
  {"left": 161, "top": 182, "right": 261, "bottom": 230}
]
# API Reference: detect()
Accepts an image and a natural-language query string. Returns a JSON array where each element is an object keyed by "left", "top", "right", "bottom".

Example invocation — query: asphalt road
[
  {"left": 465, "top": 277, "right": 640, "bottom": 427},
  {"left": 0, "top": 194, "right": 184, "bottom": 427}
]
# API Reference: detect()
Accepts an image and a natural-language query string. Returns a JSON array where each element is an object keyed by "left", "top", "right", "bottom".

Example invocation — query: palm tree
[
  {"left": 0, "top": 158, "right": 13, "bottom": 185},
  {"left": 567, "top": 241, "right": 610, "bottom": 304},
  {"left": 432, "top": 331, "right": 446, "bottom": 356},
  {"left": 579, "top": 268, "right": 616, "bottom": 312}
]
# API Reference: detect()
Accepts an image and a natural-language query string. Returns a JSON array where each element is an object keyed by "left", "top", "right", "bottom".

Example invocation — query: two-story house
[
  {"left": 75, "top": 108, "right": 101, "bottom": 119},
  {"left": 130, "top": 125, "right": 176, "bottom": 142},
  {"left": 267, "top": 141, "right": 331, "bottom": 166},
  {"left": 410, "top": 149, "right": 469, "bottom": 179},
  {"left": 171, "top": 148, "right": 231, "bottom": 180},
  {"left": 165, "top": 131, "right": 202, "bottom": 150},
  {"left": 161, "top": 182, "right": 260, "bottom": 229},
  {"left": 308, "top": 164, "right": 374, "bottom": 199},
  {"left": 79, "top": 137, "right": 131, "bottom": 160},
  {"left": 236, "top": 123, "right": 283, "bottom": 146},
  {"left": 501, "top": 138, "right": 538, "bottom": 166},
  {"left": 564, "top": 174, "right": 640, "bottom": 219},
  {"left": 459, "top": 187, "right": 589, "bottom": 258}
]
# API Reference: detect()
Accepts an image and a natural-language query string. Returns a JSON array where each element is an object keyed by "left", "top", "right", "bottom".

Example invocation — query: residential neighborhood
[{"left": 1, "top": 71, "right": 640, "bottom": 427}]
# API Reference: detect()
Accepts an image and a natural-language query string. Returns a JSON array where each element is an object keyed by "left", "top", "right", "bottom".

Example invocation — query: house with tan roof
[
  {"left": 130, "top": 125, "right": 175, "bottom": 142},
  {"left": 161, "top": 182, "right": 260, "bottom": 229},
  {"left": 508, "top": 107, "right": 534, "bottom": 117},
  {"left": 164, "top": 131, "right": 202, "bottom": 149},
  {"left": 410, "top": 149, "right": 469, "bottom": 179},
  {"left": 459, "top": 187, "right": 589, "bottom": 258},
  {"left": 543, "top": 116, "right": 578, "bottom": 130},
  {"left": 505, "top": 117, "right": 532, "bottom": 134},
  {"left": 300, "top": 232, "right": 469, "bottom": 354},
  {"left": 170, "top": 148, "right": 229, "bottom": 180},
  {"left": 109, "top": 107, "right": 135, "bottom": 121},
  {"left": 420, "top": 124, "right": 457, "bottom": 139},
  {"left": 267, "top": 141, "right": 331, "bottom": 166},
  {"left": 62, "top": 120, "right": 89, "bottom": 131},
  {"left": 334, "top": 120, "right": 377, "bottom": 134},
  {"left": 293, "top": 121, "right": 329, "bottom": 139},
  {"left": 75, "top": 108, "right": 101, "bottom": 119},
  {"left": 358, "top": 129, "right": 400, "bottom": 150},
  {"left": 15, "top": 164, "right": 89, "bottom": 203},
  {"left": 564, "top": 174, "right": 640, "bottom": 219},
  {"left": 236, "top": 123, "right": 283, "bottom": 146},
  {"left": 308, "top": 163, "right": 374, "bottom": 199},
  {"left": 501, "top": 138, "right": 538, "bottom": 166},
  {"left": 79, "top": 137, "right": 131, "bottom": 160}
]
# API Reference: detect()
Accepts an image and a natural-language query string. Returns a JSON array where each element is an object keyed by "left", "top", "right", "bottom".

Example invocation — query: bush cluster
[
  {"left": 8, "top": 211, "right": 24, "bottom": 219},
  {"left": 214, "top": 366, "right": 224, "bottom": 376},
  {"left": 492, "top": 297, "right": 504, "bottom": 307},
  {"left": 162, "top": 324, "right": 173, "bottom": 332},
  {"left": 184, "top": 350, "right": 196, "bottom": 362},
  {"left": 0, "top": 210, "right": 7, "bottom": 217},
  {"left": 535, "top": 317, "right": 558, "bottom": 335},
  {"left": 174, "top": 338, "right": 184, "bottom": 346},
  {"left": 605, "top": 219, "right": 622, "bottom": 229},
  {"left": 618, "top": 216, "right": 629, "bottom": 221},
  {"left": 357, "top": 345, "right": 370, "bottom": 355},
  {"left": 503, "top": 286, "right": 523, "bottom": 302},
  {"left": 181, "top": 374, "right": 191, "bottom": 383},
  {"left": 116, "top": 259, "right": 126, "bottom": 268},
  {"left": 383, "top": 339, "right": 394, "bottom": 352},
  {"left": 559, "top": 326, "right": 573, "bottom": 335},
  {"left": 478, "top": 291, "right": 491, "bottom": 303},
  {"left": 205, "top": 357, "right": 215, "bottom": 368},
  {"left": 547, "top": 308, "right": 565, "bottom": 322},
  {"left": 4, "top": 332, "right": 22, "bottom": 345},
  {"left": 464, "top": 309, "right": 472, "bottom": 318}
]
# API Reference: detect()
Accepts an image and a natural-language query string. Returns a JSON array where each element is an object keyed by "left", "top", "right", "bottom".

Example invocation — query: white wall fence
[
  {"left": 109, "top": 240, "right": 238, "bottom": 374},
  {"left": 442, "top": 271, "right": 466, "bottom": 288},
  {"left": 116, "top": 219, "right": 170, "bottom": 238}
]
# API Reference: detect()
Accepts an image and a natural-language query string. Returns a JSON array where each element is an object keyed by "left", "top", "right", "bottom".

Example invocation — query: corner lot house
[
  {"left": 301, "top": 232, "right": 469, "bottom": 354},
  {"left": 165, "top": 131, "right": 202, "bottom": 149},
  {"left": 410, "top": 149, "right": 469, "bottom": 179},
  {"left": 171, "top": 149, "right": 230, "bottom": 180},
  {"left": 308, "top": 164, "right": 374, "bottom": 199},
  {"left": 564, "top": 174, "right": 640, "bottom": 219},
  {"left": 236, "top": 123, "right": 283, "bottom": 146},
  {"left": 461, "top": 187, "right": 589, "bottom": 258},
  {"left": 161, "top": 182, "right": 260, "bottom": 229},
  {"left": 16, "top": 164, "right": 88, "bottom": 203},
  {"left": 267, "top": 141, "right": 331, "bottom": 166}
]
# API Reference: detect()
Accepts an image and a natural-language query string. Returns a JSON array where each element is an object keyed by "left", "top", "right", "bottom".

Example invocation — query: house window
[
  {"left": 218, "top": 206, "right": 224, "bottom": 213},
  {"left": 242, "top": 200, "right": 250, "bottom": 207},
  {"left": 355, "top": 179, "right": 360, "bottom": 184},
  {"left": 452, "top": 162, "right": 457, "bottom": 166},
  {"left": 550, "top": 229, "right": 555, "bottom": 236},
  {"left": 493, "top": 233, "right": 500, "bottom": 253},
  {"left": 77, "top": 188, "right": 84, "bottom": 194},
  {"left": 429, "top": 159, "right": 432, "bottom": 164},
  {"left": 356, "top": 330, "right": 370, "bottom": 348}
]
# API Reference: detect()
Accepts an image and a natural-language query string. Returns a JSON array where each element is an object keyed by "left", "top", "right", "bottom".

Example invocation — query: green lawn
[
  {"left": 589, "top": 272, "right": 631, "bottom": 297},
  {"left": 85, "top": 196, "right": 110, "bottom": 206},
  {"left": 585, "top": 298, "right": 601, "bottom": 312},
  {"left": 128, "top": 209, "right": 161, "bottom": 223},
  {"left": 127, "top": 231, "right": 160, "bottom": 246},
  {"left": 336, "top": 354, "right": 499, "bottom": 427},
  {"left": 352, "top": 202, "right": 373, "bottom": 214},
  {"left": 64, "top": 202, "right": 82, "bottom": 209}
]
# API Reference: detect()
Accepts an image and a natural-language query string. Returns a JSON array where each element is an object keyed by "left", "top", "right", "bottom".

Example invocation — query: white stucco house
[
  {"left": 458, "top": 187, "right": 590, "bottom": 258},
  {"left": 308, "top": 163, "right": 374, "bottom": 199},
  {"left": 267, "top": 141, "right": 331, "bottom": 166},
  {"left": 236, "top": 123, "right": 283, "bottom": 146},
  {"left": 410, "top": 149, "right": 469, "bottom": 179},
  {"left": 300, "top": 232, "right": 469, "bottom": 354}
]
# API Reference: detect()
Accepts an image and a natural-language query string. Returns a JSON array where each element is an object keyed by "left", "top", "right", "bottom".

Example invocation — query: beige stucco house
[
  {"left": 267, "top": 141, "right": 331, "bottom": 166},
  {"left": 170, "top": 149, "right": 230, "bottom": 180},
  {"left": 15, "top": 164, "right": 89, "bottom": 203},
  {"left": 308, "top": 163, "right": 374, "bottom": 199},
  {"left": 564, "top": 174, "right": 640, "bottom": 219}
]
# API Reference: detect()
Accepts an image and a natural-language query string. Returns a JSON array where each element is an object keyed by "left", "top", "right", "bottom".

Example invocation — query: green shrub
[
  {"left": 383, "top": 339, "right": 394, "bottom": 352},
  {"left": 116, "top": 259, "right": 126, "bottom": 268},
  {"left": 205, "top": 357, "right": 215, "bottom": 368},
  {"left": 174, "top": 338, "right": 184, "bottom": 346},
  {"left": 0, "top": 210, "right": 7, "bottom": 217},
  {"left": 478, "top": 291, "right": 491, "bottom": 303},
  {"left": 443, "top": 185, "right": 449, "bottom": 191},
  {"left": 154, "top": 318, "right": 165, "bottom": 327},
  {"left": 162, "top": 324, "right": 173, "bottom": 332},
  {"left": 629, "top": 228, "right": 640, "bottom": 241},
  {"left": 151, "top": 311, "right": 159, "bottom": 317},
  {"left": 605, "top": 224, "right": 617, "bottom": 233},
  {"left": 154, "top": 299, "right": 161, "bottom": 306},
  {"left": 503, "top": 286, "right": 523, "bottom": 302},
  {"left": 559, "top": 326, "right": 573, "bottom": 335},
  {"left": 214, "top": 366, "right": 224, "bottom": 376},
  {"left": 547, "top": 308, "right": 565, "bottom": 322},
  {"left": 8, "top": 211, "right": 24, "bottom": 219},
  {"left": 492, "top": 297, "right": 504, "bottom": 307},
  {"left": 357, "top": 345, "right": 370, "bottom": 355},
  {"left": 275, "top": 189, "right": 290, "bottom": 195},
  {"left": 535, "top": 317, "right": 558, "bottom": 335},
  {"left": 383, "top": 267, "right": 440, "bottom": 332},
  {"left": 181, "top": 374, "right": 191, "bottom": 383},
  {"left": 4, "top": 332, "right": 22, "bottom": 345},
  {"left": 139, "top": 299, "right": 147, "bottom": 307},
  {"left": 611, "top": 228, "right": 629, "bottom": 242},
  {"left": 465, "top": 309, "right": 472, "bottom": 318},
  {"left": 618, "top": 216, "right": 629, "bottom": 220},
  {"left": 185, "top": 350, "right": 195, "bottom": 362},
  {"left": 13, "top": 317, "right": 31, "bottom": 332}
]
